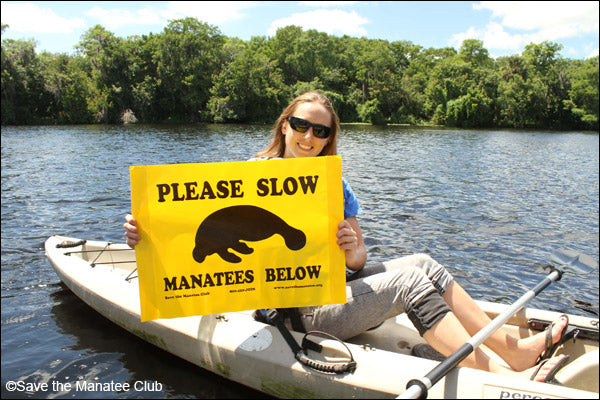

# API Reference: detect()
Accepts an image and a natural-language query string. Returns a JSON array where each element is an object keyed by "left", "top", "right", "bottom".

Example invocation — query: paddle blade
[{"left": 550, "top": 249, "right": 598, "bottom": 274}]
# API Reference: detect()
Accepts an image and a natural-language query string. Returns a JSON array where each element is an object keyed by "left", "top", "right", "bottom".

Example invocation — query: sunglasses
[{"left": 287, "top": 116, "right": 332, "bottom": 139}]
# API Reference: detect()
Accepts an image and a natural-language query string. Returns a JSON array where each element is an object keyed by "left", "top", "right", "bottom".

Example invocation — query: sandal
[
  {"left": 537, "top": 314, "right": 580, "bottom": 363},
  {"left": 530, "top": 354, "right": 570, "bottom": 383}
]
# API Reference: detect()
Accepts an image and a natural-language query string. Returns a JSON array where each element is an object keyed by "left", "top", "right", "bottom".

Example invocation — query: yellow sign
[{"left": 130, "top": 156, "right": 346, "bottom": 321}]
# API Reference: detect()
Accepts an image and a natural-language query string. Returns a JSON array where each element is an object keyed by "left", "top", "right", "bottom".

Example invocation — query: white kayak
[{"left": 45, "top": 235, "right": 599, "bottom": 399}]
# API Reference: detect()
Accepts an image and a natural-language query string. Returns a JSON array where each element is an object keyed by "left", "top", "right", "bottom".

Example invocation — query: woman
[{"left": 125, "top": 91, "right": 569, "bottom": 382}]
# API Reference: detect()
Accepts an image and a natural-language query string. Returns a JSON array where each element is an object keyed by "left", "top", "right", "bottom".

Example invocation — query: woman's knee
[
  {"left": 386, "top": 266, "right": 441, "bottom": 310},
  {"left": 406, "top": 254, "right": 454, "bottom": 295},
  {"left": 388, "top": 253, "right": 454, "bottom": 295}
]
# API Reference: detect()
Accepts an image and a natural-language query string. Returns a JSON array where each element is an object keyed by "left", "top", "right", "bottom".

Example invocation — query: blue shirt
[{"left": 342, "top": 177, "right": 361, "bottom": 219}]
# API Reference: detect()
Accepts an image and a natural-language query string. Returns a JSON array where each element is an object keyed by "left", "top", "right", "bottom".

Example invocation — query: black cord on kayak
[
  {"left": 300, "top": 330, "right": 357, "bottom": 374},
  {"left": 263, "top": 309, "right": 356, "bottom": 374}
]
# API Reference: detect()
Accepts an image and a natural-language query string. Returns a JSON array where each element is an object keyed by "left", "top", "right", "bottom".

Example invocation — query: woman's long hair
[{"left": 255, "top": 91, "right": 340, "bottom": 158}]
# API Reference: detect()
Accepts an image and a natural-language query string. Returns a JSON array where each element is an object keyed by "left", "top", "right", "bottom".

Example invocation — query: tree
[
  {"left": 1, "top": 38, "right": 47, "bottom": 124},
  {"left": 209, "top": 37, "right": 287, "bottom": 123},
  {"left": 459, "top": 39, "right": 492, "bottom": 67},
  {"left": 519, "top": 41, "right": 575, "bottom": 128},
  {"left": 128, "top": 34, "right": 160, "bottom": 122},
  {"left": 39, "top": 52, "right": 94, "bottom": 123},
  {"left": 76, "top": 25, "right": 129, "bottom": 123},
  {"left": 154, "top": 18, "right": 225, "bottom": 122},
  {"left": 565, "top": 56, "right": 599, "bottom": 130}
]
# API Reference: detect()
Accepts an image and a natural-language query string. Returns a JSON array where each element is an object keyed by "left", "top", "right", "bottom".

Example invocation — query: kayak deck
[{"left": 45, "top": 236, "right": 599, "bottom": 398}]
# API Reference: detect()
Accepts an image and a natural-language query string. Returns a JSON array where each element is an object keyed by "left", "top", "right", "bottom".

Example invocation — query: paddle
[{"left": 398, "top": 250, "right": 596, "bottom": 399}]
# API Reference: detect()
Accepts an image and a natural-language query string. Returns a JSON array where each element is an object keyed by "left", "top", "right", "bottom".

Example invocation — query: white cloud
[
  {"left": 299, "top": 1, "right": 358, "bottom": 6},
  {"left": 451, "top": 22, "right": 524, "bottom": 50},
  {"left": 475, "top": 1, "right": 598, "bottom": 34},
  {"left": 453, "top": 1, "right": 599, "bottom": 55},
  {"left": 161, "top": 1, "right": 254, "bottom": 25},
  {"left": 268, "top": 9, "right": 369, "bottom": 36},
  {"left": 450, "top": 21, "right": 538, "bottom": 52},
  {"left": 82, "top": 2, "right": 254, "bottom": 30},
  {"left": 584, "top": 46, "right": 599, "bottom": 59},
  {"left": 1, "top": 2, "right": 85, "bottom": 33},
  {"left": 84, "top": 6, "right": 163, "bottom": 30}
]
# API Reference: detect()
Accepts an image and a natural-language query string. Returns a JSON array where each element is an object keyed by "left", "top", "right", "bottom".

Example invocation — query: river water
[{"left": 2, "top": 124, "right": 598, "bottom": 398}]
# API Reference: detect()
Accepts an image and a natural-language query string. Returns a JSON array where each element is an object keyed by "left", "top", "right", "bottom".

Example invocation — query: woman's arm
[{"left": 337, "top": 216, "right": 367, "bottom": 271}]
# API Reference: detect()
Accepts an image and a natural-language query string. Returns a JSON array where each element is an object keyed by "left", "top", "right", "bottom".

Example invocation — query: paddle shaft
[{"left": 400, "top": 268, "right": 562, "bottom": 399}]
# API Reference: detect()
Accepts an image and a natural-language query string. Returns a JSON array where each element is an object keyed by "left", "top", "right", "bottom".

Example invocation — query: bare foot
[{"left": 509, "top": 315, "right": 569, "bottom": 372}]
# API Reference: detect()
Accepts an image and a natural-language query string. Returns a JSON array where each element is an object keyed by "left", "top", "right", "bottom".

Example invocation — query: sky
[{"left": 1, "top": 1, "right": 599, "bottom": 60}]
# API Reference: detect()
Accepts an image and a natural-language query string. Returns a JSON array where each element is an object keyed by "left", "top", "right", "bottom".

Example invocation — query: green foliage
[
  {"left": 2, "top": 38, "right": 47, "bottom": 124},
  {"left": 565, "top": 56, "right": 599, "bottom": 130},
  {"left": 209, "top": 37, "right": 287, "bottom": 123},
  {"left": 356, "top": 98, "right": 385, "bottom": 125},
  {"left": 445, "top": 88, "right": 494, "bottom": 127},
  {"left": 1, "top": 20, "right": 598, "bottom": 130},
  {"left": 154, "top": 18, "right": 225, "bottom": 122}
]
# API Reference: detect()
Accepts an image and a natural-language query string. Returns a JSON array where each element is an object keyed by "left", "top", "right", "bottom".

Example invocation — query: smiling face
[{"left": 282, "top": 102, "right": 332, "bottom": 159}]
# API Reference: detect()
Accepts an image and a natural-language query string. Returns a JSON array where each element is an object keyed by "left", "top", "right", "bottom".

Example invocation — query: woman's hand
[
  {"left": 123, "top": 214, "right": 141, "bottom": 248},
  {"left": 337, "top": 217, "right": 367, "bottom": 271},
  {"left": 337, "top": 220, "right": 358, "bottom": 251}
]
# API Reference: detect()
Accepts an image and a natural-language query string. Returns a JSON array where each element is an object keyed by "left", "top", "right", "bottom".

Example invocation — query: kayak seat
[{"left": 554, "top": 349, "right": 598, "bottom": 392}]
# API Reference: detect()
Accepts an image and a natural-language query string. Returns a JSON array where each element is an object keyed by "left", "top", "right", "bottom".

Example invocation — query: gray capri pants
[{"left": 297, "top": 254, "right": 454, "bottom": 339}]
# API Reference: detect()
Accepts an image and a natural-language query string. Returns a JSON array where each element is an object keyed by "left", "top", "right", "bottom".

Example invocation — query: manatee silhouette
[{"left": 192, "top": 205, "right": 306, "bottom": 264}]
